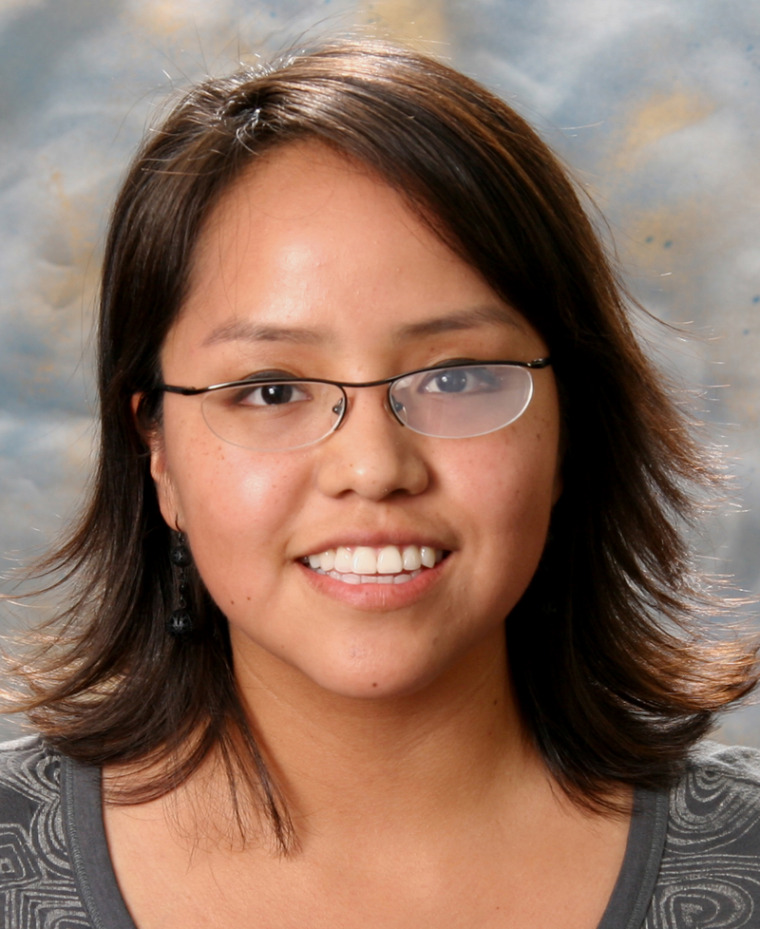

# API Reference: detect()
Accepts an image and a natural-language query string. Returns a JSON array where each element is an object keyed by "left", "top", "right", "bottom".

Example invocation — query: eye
[
  {"left": 418, "top": 365, "right": 500, "bottom": 395},
  {"left": 232, "top": 381, "right": 312, "bottom": 406}
]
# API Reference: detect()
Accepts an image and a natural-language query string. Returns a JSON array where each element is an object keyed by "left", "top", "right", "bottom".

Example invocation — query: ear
[{"left": 131, "top": 393, "right": 182, "bottom": 529}]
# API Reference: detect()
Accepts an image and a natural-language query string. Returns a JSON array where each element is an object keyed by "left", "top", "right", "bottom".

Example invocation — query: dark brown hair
[{"left": 8, "top": 39, "right": 757, "bottom": 841}]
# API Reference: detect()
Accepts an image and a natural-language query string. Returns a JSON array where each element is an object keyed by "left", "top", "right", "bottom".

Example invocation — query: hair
[{"left": 6, "top": 38, "right": 757, "bottom": 844}]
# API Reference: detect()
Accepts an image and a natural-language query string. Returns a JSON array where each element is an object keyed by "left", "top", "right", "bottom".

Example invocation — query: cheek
[
  {"left": 486, "top": 465, "right": 555, "bottom": 556},
  {"left": 166, "top": 443, "right": 308, "bottom": 596},
  {"left": 455, "top": 428, "right": 558, "bottom": 518},
  {"left": 450, "top": 426, "right": 559, "bottom": 577}
]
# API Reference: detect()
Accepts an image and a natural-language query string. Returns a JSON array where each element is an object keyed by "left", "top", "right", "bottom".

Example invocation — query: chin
[{"left": 303, "top": 652, "right": 457, "bottom": 702}]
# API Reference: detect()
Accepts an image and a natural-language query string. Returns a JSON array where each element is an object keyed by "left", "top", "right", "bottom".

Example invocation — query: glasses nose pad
[
  {"left": 329, "top": 392, "right": 348, "bottom": 433},
  {"left": 388, "top": 391, "right": 407, "bottom": 425}
]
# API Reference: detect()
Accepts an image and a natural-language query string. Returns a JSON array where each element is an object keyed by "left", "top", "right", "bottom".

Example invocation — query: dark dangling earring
[{"left": 167, "top": 531, "right": 194, "bottom": 638}]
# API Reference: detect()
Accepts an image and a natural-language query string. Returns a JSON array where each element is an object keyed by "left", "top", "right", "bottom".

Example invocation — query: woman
[{"left": 2, "top": 40, "right": 759, "bottom": 928}]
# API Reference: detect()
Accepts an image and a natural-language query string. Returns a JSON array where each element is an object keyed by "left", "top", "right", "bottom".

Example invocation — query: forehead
[
  {"left": 188, "top": 141, "right": 452, "bottom": 296},
  {"left": 170, "top": 141, "right": 531, "bottom": 362}
]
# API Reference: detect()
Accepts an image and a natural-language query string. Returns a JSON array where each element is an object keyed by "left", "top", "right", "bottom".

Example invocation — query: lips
[{"left": 302, "top": 544, "right": 446, "bottom": 585}]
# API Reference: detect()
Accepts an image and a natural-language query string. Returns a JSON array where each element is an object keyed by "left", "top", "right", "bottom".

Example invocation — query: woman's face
[{"left": 148, "top": 142, "right": 562, "bottom": 701}]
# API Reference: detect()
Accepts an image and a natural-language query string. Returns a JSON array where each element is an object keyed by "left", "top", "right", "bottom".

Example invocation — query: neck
[{"left": 231, "top": 631, "right": 549, "bottom": 844}]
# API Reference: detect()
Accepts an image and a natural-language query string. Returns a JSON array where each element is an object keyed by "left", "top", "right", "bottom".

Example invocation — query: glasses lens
[
  {"left": 390, "top": 364, "right": 534, "bottom": 438},
  {"left": 200, "top": 380, "right": 345, "bottom": 451}
]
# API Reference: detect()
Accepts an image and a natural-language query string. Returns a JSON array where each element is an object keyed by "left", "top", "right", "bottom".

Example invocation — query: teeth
[
  {"left": 377, "top": 546, "right": 403, "bottom": 574},
  {"left": 353, "top": 547, "right": 376, "bottom": 574},
  {"left": 333, "top": 547, "right": 354, "bottom": 572},
  {"left": 315, "top": 569, "right": 422, "bottom": 585},
  {"left": 420, "top": 546, "right": 436, "bottom": 569},
  {"left": 402, "top": 545, "right": 421, "bottom": 571},
  {"left": 304, "top": 544, "right": 444, "bottom": 576}
]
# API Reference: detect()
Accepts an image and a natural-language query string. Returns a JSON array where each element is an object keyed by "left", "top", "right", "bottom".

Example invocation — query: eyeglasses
[{"left": 158, "top": 359, "right": 551, "bottom": 452}]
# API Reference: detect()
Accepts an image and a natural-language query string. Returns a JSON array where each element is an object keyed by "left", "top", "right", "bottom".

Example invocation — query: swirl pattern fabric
[
  {"left": 0, "top": 739, "right": 88, "bottom": 928},
  {"left": 642, "top": 745, "right": 760, "bottom": 928},
  {"left": 0, "top": 737, "right": 760, "bottom": 927}
]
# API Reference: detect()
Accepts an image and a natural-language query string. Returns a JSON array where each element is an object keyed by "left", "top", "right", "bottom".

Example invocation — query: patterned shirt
[{"left": 1, "top": 736, "right": 760, "bottom": 927}]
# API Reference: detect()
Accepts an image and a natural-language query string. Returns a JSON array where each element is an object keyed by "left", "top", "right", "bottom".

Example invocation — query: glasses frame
[{"left": 157, "top": 358, "right": 552, "bottom": 449}]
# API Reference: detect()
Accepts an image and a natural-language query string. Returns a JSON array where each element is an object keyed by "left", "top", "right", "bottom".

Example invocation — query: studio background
[{"left": 1, "top": 0, "right": 758, "bottom": 742}]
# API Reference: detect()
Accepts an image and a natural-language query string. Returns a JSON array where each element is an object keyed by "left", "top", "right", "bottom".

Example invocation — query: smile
[{"left": 302, "top": 544, "right": 446, "bottom": 585}]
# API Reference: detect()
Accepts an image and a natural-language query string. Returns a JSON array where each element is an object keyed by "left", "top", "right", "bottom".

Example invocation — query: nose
[{"left": 315, "top": 387, "right": 430, "bottom": 500}]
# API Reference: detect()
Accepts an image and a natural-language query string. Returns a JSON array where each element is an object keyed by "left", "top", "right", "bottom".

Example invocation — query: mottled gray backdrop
[{"left": 0, "top": 0, "right": 758, "bottom": 742}]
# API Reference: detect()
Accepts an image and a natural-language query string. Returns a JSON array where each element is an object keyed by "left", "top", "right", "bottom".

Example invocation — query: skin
[
  {"left": 108, "top": 142, "right": 630, "bottom": 929},
  {"left": 149, "top": 143, "right": 562, "bottom": 704}
]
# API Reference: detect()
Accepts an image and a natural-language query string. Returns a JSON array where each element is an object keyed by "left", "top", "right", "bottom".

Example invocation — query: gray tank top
[{"left": 0, "top": 736, "right": 759, "bottom": 927}]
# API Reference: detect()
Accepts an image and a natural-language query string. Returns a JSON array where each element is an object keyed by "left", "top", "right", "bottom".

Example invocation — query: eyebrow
[
  {"left": 203, "top": 320, "right": 329, "bottom": 346},
  {"left": 394, "top": 305, "right": 525, "bottom": 340},
  {"left": 202, "top": 304, "right": 524, "bottom": 347}
]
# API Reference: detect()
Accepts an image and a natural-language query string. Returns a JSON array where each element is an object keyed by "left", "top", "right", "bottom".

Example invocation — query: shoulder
[
  {"left": 672, "top": 740, "right": 760, "bottom": 840},
  {"left": 0, "top": 734, "right": 65, "bottom": 820},
  {"left": 687, "top": 739, "right": 760, "bottom": 782},
  {"left": 0, "top": 732, "right": 64, "bottom": 783},
  {"left": 0, "top": 733, "right": 67, "bottom": 857},
  {"left": 0, "top": 735, "right": 94, "bottom": 925},
  {"left": 642, "top": 741, "right": 760, "bottom": 928}
]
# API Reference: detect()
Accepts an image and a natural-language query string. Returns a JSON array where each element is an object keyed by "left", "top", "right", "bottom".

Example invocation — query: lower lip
[{"left": 298, "top": 557, "right": 449, "bottom": 610}]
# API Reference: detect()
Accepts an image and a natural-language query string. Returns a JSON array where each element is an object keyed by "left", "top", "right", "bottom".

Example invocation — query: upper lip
[{"left": 298, "top": 531, "right": 454, "bottom": 559}]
